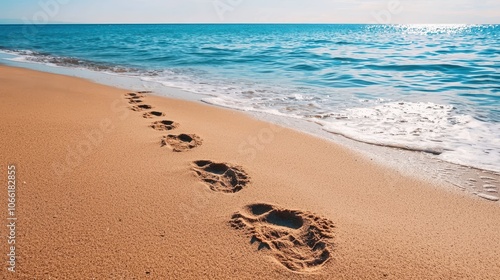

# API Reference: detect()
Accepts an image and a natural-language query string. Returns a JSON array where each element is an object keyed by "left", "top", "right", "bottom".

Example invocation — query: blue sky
[{"left": 1, "top": 0, "right": 498, "bottom": 24}]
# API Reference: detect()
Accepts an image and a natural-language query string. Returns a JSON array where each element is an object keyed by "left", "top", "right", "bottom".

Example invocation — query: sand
[{"left": 0, "top": 65, "right": 499, "bottom": 279}]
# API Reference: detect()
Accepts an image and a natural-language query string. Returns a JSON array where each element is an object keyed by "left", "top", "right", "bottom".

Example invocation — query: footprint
[
  {"left": 192, "top": 160, "right": 249, "bottom": 193},
  {"left": 125, "top": 92, "right": 145, "bottom": 98},
  {"left": 131, "top": 104, "right": 153, "bottom": 111},
  {"left": 129, "top": 99, "right": 144, "bottom": 104},
  {"left": 126, "top": 96, "right": 144, "bottom": 101},
  {"left": 143, "top": 111, "right": 165, "bottom": 118},
  {"left": 151, "top": 120, "right": 179, "bottom": 131},
  {"left": 161, "top": 134, "right": 202, "bottom": 152},
  {"left": 230, "top": 203, "right": 335, "bottom": 272}
]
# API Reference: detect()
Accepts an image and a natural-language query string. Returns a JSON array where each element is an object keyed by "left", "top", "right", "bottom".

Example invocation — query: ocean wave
[
  {"left": 365, "top": 63, "right": 475, "bottom": 73},
  {"left": 4, "top": 49, "right": 137, "bottom": 73}
]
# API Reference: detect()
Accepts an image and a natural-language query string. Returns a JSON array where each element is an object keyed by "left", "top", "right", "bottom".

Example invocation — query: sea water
[{"left": 0, "top": 24, "right": 498, "bottom": 172}]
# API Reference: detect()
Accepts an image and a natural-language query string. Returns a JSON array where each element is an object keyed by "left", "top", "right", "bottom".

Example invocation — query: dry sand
[{"left": 0, "top": 65, "right": 499, "bottom": 279}]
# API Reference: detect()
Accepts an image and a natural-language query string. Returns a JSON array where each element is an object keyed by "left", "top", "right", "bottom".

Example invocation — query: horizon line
[{"left": 0, "top": 22, "right": 496, "bottom": 25}]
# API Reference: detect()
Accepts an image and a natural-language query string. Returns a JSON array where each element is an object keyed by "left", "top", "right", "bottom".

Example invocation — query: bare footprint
[
  {"left": 230, "top": 203, "right": 335, "bottom": 272},
  {"left": 143, "top": 111, "right": 165, "bottom": 118},
  {"left": 126, "top": 96, "right": 144, "bottom": 101},
  {"left": 125, "top": 92, "right": 145, "bottom": 98},
  {"left": 151, "top": 120, "right": 179, "bottom": 131},
  {"left": 128, "top": 99, "right": 144, "bottom": 104},
  {"left": 131, "top": 104, "right": 153, "bottom": 111},
  {"left": 161, "top": 134, "right": 202, "bottom": 152},
  {"left": 192, "top": 160, "right": 249, "bottom": 193}
]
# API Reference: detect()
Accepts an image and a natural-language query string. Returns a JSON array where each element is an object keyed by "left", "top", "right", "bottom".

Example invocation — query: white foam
[
  {"left": 477, "top": 193, "right": 500, "bottom": 201},
  {"left": 202, "top": 96, "right": 304, "bottom": 119},
  {"left": 320, "top": 101, "right": 500, "bottom": 172}
]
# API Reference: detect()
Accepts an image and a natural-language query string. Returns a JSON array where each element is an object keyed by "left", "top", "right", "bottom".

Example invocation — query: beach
[{"left": 1, "top": 65, "right": 500, "bottom": 279}]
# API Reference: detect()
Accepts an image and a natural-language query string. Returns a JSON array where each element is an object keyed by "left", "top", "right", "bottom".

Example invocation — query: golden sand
[{"left": 1, "top": 65, "right": 499, "bottom": 279}]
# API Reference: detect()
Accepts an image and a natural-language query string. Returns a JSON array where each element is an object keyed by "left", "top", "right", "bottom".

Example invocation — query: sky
[{"left": 0, "top": 0, "right": 498, "bottom": 24}]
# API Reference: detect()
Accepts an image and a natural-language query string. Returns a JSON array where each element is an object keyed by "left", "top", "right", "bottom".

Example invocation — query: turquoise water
[{"left": 0, "top": 24, "right": 499, "bottom": 171}]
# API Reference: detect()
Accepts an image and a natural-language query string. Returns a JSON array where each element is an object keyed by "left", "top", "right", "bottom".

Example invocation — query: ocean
[{"left": 0, "top": 24, "right": 498, "bottom": 172}]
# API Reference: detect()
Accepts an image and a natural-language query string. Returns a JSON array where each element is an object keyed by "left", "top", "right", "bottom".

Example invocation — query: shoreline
[
  {"left": 1, "top": 55, "right": 499, "bottom": 202},
  {"left": 1, "top": 49, "right": 500, "bottom": 176},
  {"left": 1, "top": 65, "right": 500, "bottom": 278}
]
